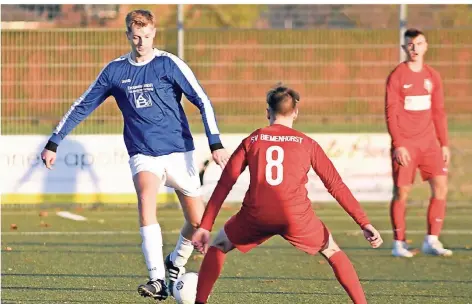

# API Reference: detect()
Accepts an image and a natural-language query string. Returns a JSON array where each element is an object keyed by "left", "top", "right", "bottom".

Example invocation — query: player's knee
[
  {"left": 394, "top": 186, "right": 411, "bottom": 201},
  {"left": 432, "top": 184, "right": 448, "bottom": 200},
  {"left": 320, "top": 234, "right": 341, "bottom": 259},
  {"left": 211, "top": 229, "right": 234, "bottom": 253},
  {"left": 212, "top": 243, "right": 225, "bottom": 252},
  {"left": 186, "top": 209, "right": 202, "bottom": 230},
  {"left": 187, "top": 218, "right": 201, "bottom": 230},
  {"left": 211, "top": 240, "right": 233, "bottom": 253}
]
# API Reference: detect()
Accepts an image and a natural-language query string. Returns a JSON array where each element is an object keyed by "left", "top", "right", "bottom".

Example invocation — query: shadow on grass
[
  {"left": 2, "top": 286, "right": 470, "bottom": 300},
  {"left": 0, "top": 298, "right": 137, "bottom": 304},
  {"left": 217, "top": 290, "right": 471, "bottom": 299},
  {"left": 2, "top": 273, "right": 471, "bottom": 284}
]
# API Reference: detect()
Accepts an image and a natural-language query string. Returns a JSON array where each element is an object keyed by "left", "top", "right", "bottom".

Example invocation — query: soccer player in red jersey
[
  {"left": 385, "top": 28, "right": 452, "bottom": 258},
  {"left": 192, "top": 85, "right": 383, "bottom": 304}
]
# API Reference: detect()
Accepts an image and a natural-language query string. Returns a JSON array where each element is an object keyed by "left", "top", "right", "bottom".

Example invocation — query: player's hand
[
  {"left": 41, "top": 149, "right": 57, "bottom": 170},
  {"left": 393, "top": 147, "right": 411, "bottom": 167},
  {"left": 212, "top": 148, "right": 230, "bottom": 169},
  {"left": 362, "top": 224, "right": 383, "bottom": 248},
  {"left": 442, "top": 146, "right": 451, "bottom": 167},
  {"left": 192, "top": 227, "right": 211, "bottom": 254}
]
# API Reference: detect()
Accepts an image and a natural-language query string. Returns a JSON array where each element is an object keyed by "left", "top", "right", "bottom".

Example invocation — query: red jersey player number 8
[{"left": 265, "top": 145, "right": 284, "bottom": 186}]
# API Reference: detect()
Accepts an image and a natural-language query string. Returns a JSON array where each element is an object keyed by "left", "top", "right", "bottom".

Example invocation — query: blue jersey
[{"left": 48, "top": 49, "right": 222, "bottom": 157}]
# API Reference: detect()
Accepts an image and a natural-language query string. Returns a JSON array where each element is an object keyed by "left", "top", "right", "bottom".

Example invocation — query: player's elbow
[{"left": 328, "top": 182, "right": 347, "bottom": 197}]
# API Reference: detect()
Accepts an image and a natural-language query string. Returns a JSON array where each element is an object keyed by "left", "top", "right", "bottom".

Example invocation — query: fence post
[
  {"left": 177, "top": 4, "right": 184, "bottom": 61},
  {"left": 399, "top": 4, "right": 408, "bottom": 63}
]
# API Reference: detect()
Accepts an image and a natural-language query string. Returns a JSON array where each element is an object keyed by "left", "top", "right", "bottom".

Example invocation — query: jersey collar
[{"left": 127, "top": 48, "right": 160, "bottom": 66}]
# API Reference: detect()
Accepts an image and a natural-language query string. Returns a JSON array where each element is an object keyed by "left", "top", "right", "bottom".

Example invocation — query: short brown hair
[
  {"left": 266, "top": 84, "right": 299, "bottom": 116},
  {"left": 125, "top": 10, "right": 156, "bottom": 32},
  {"left": 404, "top": 28, "right": 425, "bottom": 40}
]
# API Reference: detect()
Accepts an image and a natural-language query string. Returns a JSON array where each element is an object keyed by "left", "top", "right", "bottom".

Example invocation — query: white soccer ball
[{"left": 173, "top": 272, "right": 198, "bottom": 304}]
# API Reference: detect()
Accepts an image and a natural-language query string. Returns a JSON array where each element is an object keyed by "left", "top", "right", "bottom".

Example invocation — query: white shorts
[{"left": 129, "top": 151, "right": 201, "bottom": 197}]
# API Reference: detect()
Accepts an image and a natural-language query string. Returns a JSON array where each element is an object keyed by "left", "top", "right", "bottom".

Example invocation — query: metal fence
[
  {"left": 2, "top": 28, "right": 471, "bottom": 135},
  {"left": 1, "top": 23, "right": 472, "bottom": 202}
]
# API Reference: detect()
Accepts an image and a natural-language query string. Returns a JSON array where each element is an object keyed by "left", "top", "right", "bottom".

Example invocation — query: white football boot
[
  {"left": 422, "top": 236, "right": 453, "bottom": 257},
  {"left": 392, "top": 240, "right": 414, "bottom": 258}
]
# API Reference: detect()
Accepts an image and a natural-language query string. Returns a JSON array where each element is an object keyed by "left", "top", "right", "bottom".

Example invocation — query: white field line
[
  {"left": 3, "top": 229, "right": 472, "bottom": 236},
  {"left": 56, "top": 211, "right": 87, "bottom": 221},
  {"left": 83, "top": 215, "right": 472, "bottom": 222},
  {"left": 2, "top": 205, "right": 472, "bottom": 216},
  {"left": 3, "top": 210, "right": 470, "bottom": 218}
]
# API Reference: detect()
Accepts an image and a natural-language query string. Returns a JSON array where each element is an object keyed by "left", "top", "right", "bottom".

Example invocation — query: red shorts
[
  {"left": 224, "top": 211, "right": 330, "bottom": 255},
  {"left": 391, "top": 139, "right": 447, "bottom": 187}
]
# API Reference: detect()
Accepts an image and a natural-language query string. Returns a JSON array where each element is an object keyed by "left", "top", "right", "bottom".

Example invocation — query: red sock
[
  {"left": 195, "top": 246, "right": 226, "bottom": 303},
  {"left": 328, "top": 251, "right": 367, "bottom": 304},
  {"left": 390, "top": 199, "right": 406, "bottom": 241},
  {"left": 428, "top": 198, "right": 446, "bottom": 236}
]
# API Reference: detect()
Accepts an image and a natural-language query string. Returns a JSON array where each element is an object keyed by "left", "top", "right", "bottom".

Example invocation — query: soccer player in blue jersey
[{"left": 41, "top": 10, "right": 229, "bottom": 301}]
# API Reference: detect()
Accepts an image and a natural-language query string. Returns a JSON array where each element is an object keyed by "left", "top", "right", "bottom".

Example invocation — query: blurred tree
[
  {"left": 435, "top": 5, "right": 472, "bottom": 28},
  {"left": 343, "top": 4, "right": 399, "bottom": 29},
  {"left": 163, "top": 5, "right": 267, "bottom": 28}
]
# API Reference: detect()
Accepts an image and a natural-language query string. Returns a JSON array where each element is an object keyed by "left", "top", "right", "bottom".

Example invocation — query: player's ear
[{"left": 293, "top": 108, "right": 298, "bottom": 121}]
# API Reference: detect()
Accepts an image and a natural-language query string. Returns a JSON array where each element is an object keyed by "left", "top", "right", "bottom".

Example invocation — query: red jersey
[
  {"left": 385, "top": 62, "right": 448, "bottom": 148},
  {"left": 200, "top": 124, "right": 370, "bottom": 231}
]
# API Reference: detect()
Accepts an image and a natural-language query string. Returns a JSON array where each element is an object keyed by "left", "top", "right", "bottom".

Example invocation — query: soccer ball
[{"left": 173, "top": 272, "right": 198, "bottom": 304}]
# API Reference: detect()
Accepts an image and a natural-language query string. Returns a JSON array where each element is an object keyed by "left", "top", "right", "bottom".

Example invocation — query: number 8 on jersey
[{"left": 265, "top": 145, "right": 284, "bottom": 186}]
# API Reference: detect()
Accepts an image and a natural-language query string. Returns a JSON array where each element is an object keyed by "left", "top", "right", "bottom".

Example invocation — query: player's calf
[{"left": 320, "top": 235, "right": 367, "bottom": 304}]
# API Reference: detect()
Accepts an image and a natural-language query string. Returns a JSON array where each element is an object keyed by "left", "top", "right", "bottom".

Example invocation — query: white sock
[
  {"left": 426, "top": 234, "right": 439, "bottom": 243},
  {"left": 170, "top": 234, "right": 194, "bottom": 267},
  {"left": 140, "top": 224, "right": 165, "bottom": 281}
]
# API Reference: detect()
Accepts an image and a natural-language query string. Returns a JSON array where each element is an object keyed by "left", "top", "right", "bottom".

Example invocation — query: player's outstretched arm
[
  {"left": 312, "top": 144, "right": 383, "bottom": 248},
  {"left": 166, "top": 55, "right": 229, "bottom": 168},
  {"left": 193, "top": 144, "right": 246, "bottom": 254},
  {"left": 310, "top": 140, "right": 371, "bottom": 229},
  {"left": 41, "top": 65, "right": 112, "bottom": 168},
  {"left": 199, "top": 143, "right": 247, "bottom": 232}
]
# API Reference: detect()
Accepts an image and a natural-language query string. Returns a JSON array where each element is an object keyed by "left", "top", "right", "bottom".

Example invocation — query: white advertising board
[{"left": 0, "top": 134, "right": 393, "bottom": 204}]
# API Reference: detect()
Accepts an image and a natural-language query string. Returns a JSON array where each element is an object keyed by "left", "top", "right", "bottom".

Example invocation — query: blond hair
[{"left": 125, "top": 10, "right": 156, "bottom": 32}]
